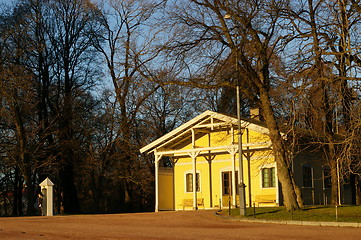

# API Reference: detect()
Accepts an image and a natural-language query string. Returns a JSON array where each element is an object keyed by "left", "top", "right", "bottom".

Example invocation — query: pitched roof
[
  {"left": 140, "top": 110, "right": 269, "bottom": 154},
  {"left": 39, "top": 177, "right": 54, "bottom": 187}
]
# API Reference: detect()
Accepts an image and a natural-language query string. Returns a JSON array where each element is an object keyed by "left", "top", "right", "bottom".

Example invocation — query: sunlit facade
[{"left": 141, "top": 111, "right": 280, "bottom": 211}]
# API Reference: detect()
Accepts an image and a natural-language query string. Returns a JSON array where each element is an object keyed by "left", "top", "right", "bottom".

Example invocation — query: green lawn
[{"left": 221, "top": 205, "right": 361, "bottom": 222}]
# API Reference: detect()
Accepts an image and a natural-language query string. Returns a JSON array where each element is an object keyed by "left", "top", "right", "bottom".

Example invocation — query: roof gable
[{"left": 140, "top": 110, "right": 270, "bottom": 154}]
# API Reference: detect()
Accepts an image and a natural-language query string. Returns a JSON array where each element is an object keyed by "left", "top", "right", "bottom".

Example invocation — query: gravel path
[{"left": 0, "top": 210, "right": 360, "bottom": 239}]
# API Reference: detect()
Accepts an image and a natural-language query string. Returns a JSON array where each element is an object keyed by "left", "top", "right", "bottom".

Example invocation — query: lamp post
[
  {"left": 225, "top": 13, "right": 247, "bottom": 216},
  {"left": 236, "top": 76, "right": 247, "bottom": 216}
]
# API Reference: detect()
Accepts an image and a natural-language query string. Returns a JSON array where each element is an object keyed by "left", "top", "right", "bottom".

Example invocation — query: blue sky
[
  {"left": 0, "top": 0, "right": 11, "bottom": 4},
  {"left": 0, "top": 0, "right": 12, "bottom": 7}
]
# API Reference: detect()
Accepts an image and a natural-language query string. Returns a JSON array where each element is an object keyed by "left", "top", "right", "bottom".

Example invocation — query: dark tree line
[{"left": 0, "top": 0, "right": 203, "bottom": 215}]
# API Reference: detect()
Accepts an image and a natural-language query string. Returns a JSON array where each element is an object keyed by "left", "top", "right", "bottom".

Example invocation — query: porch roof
[{"left": 140, "top": 110, "right": 271, "bottom": 156}]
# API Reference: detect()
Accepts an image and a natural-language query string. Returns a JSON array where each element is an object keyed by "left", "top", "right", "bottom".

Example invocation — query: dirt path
[{"left": 0, "top": 210, "right": 360, "bottom": 239}]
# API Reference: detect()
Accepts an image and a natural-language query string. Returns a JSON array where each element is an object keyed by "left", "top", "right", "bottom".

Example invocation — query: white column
[
  {"left": 192, "top": 155, "right": 197, "bottom": 210},
  {"left": 227, "top": 145, "right": 237, "bottom": 207},
  {"left": 47, "top": 184, "right": 53, "bottom": 216},
  {"left": 230, "top": 127, "right": 236, "bottom": 206},
  {"left": 39, "top": 177, "right": 54, "bottom": 216},
  {"left": 154, "top": 153, "right": 161, "bottom": 212},
  {"left": 231, "top": 150, "right": 236, "bottom": 207},
  {"left": 191, "top": 129, "right": 197, "bottom": 210},
  {"left": 188, "top": 150, "right": 200, "bottom": 211},
  {"left": 205, "top": 155, "right": 215, "bottom": 208},
  {"left": 275, "top": 160, "right": 279, "bottom": 206}
]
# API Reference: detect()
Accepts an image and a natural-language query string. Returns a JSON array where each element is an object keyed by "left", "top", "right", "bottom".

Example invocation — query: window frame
[
  {"left": 185, "top": 172, "right": 200, "bottom": 193},
  {"left": 261, "top": 167, "right": 276, "bottom": 188},
  {"left": 221, "top": 171, "right": 239, "bottom": 196},
  {"left": 302, "top": 164, "right": 313, "bottom": 188},
  {"left": 323, "top": 168, "right": 332, "bottom": 189}
]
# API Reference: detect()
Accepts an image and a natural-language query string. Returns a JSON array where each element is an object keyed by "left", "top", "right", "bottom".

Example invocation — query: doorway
[{"left": 221, "top": 171, "right": 238, "bottom": 207}]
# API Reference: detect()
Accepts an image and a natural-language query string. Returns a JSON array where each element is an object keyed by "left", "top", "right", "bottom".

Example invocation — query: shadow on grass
[{"left": 223, "top": 205, "right": 361, "bottom": 223}]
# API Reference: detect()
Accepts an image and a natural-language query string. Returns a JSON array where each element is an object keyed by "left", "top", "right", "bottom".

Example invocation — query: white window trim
[
  {"left": 184, "top": 170, "right": 201, "bottom": 193},
  {"left": 220, "top": 170, "right": 239, "bottom": 196},
  {"left": 259, "top": 163, "right": 278, "bottom": 189}
]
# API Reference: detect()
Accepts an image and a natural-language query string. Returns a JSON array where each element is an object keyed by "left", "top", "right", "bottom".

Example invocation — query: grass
[{"left": 221, "top": 205, "right": 361, "bottom": 222}]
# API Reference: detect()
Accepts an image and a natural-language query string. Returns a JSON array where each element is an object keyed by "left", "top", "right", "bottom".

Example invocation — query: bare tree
[
  {"left": 163, "top": 0, "right": 303, "bottom": 211},
  {"left": 92, "top": 0, "right": 168, "bottom": 211},
  {"left": 44, "top": 0, "right": 103, "bottom": 213},
  {"left": 283, "top": 0, "right": 361, "bottom": 205},
  {"left": 0, "top": 2, "right": 44, "bottom": 214}
]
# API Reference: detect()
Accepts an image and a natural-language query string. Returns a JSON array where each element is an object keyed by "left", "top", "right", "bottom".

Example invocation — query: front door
[{"left": 222, "top": 171, "right": 238, "bottom": 207}]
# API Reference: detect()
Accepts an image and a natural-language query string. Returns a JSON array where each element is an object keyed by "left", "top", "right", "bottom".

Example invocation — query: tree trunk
[
  {"left": 13, "top": 167, "right": 21, "bottom": 216},
  {"left": 356, "top": 176, "right": 361, "bottom": 206},
  {"left": 13, "top": 101, "right": 35, "bottom": 215},
  {"left": 330, "top": 158, "right": 339, "bottom": 205},
  {"left": 259, "top": 87, "right": 302, "bottom": 211},
  {"left": 24, "top": 153, "right": 35, "bottom": 215},
  {"left": 58, "top": 47, "right": 80, "bottom": 213},
  {"left": 60, "top": 164, "right": 80, "bottom": 214},
  {"left": 350, "top": 173, "right": 358, "bottom": 205}
]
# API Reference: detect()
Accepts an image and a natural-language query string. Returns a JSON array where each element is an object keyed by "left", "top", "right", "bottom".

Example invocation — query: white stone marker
[{"left": 39, "top": 177, "right": 54, "bottom": 216}]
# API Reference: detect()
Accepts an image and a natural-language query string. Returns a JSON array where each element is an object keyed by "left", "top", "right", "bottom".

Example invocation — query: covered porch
[{"left": 140, "top": 111, "right": 274, "bottom": 211}]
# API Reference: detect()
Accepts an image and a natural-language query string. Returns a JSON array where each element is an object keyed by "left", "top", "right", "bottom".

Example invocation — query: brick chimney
[{"left": 250, "top": 107, "right": 263, "bottom": 121}]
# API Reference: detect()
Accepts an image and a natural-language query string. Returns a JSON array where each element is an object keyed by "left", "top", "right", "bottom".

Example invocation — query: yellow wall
[
  {"left": 159, "top": 168, "right": 174, "bottom": 210},
  {"left": 171, "top": 128, "right": 278, "bottom": 210}
]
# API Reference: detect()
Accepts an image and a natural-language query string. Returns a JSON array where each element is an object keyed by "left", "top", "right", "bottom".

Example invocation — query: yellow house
[{"left": 140, "top": 110, "right": 280, "bottom": 211}]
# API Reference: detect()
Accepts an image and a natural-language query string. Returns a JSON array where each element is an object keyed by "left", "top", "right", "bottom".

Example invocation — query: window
[
  {"left": 323, "top": 168, "right": 332, "bottom": 189},
  {"left": 222, "top": 171, "right": 238, "bottom": 195},
  {"left": 186, "top": 173, "right": 200, "bottom": 192},
  {"left": 262, "top": 167, "right": 276, "bottom": 188},
  {"left": 302, "top": 165, "right": 313, "bottom": 188},
  {"left": 222, "top": 172, "right": 231, "bottom": 195}
]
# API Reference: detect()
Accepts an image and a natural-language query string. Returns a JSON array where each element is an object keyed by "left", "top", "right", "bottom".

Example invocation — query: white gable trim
[
  {"left": 140, "top": 110, "right": 270, "bottom": 154},
  {"left": 140, "top": 110, "right": 213, "bottom": 154}
]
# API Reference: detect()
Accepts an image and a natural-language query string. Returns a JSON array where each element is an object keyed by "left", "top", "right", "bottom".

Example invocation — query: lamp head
[{"left": 224, "top": 13, "right": 231, "bottom": 19}]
